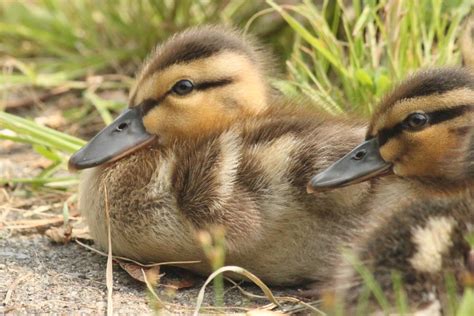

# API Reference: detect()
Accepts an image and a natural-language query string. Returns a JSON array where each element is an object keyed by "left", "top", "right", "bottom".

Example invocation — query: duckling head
[
  {"left": 69, "top": 26, "right": 272, "bottom": 170},
  {"left": 308, "top": 68, "right": 474, "bottom": 191}
]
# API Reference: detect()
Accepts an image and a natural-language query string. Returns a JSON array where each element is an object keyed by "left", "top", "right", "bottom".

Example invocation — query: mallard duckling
[
  {"left": 69, "top": 26, "right": 370, "bottom": 286},
  {"left": 308, "top": 68, "right": 474, "bottom": 312}
]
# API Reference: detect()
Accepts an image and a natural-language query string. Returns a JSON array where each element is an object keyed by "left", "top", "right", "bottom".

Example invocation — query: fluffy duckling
[
  {"left": 308, "top": 68, "right": 474, "bottom": 312},
  {"left": 70, "top": 26, "right": 369, "bottom": 286}
]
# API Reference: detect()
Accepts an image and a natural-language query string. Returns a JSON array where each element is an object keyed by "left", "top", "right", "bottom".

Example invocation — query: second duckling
[{"left": 308, "top": 67, "right": 474, "bottom": 313}]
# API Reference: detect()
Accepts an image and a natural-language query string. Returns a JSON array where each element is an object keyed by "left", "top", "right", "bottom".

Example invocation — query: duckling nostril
[
  {"left": 116, "top": 122, "right": 128, "bottom": 132},
  {"left": 352, "top": 149, "right": 367, "bottom": 160}
]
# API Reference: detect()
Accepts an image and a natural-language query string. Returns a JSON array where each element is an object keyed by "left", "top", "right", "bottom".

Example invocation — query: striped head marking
[
  {"left": 367, "top": 68, "right": 474, "bottom": 180},
  {"left": 129, "top": 26, "right": 271, "bottom": 144}
]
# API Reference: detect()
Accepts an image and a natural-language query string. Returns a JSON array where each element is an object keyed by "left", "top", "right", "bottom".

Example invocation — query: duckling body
[
  {"left": 308, "top": 68, "right": 474, "bottom": 312},
  {"left": 331, "top": 184, "right": 473, "bottom": 313},
  {"left": 74, "top": 27, "right": 370, "bottom": 286}
]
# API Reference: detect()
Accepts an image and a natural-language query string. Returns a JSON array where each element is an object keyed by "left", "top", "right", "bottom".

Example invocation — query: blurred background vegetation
[{"left": 0, "top": 0, "right": 472, "bottom": 189}]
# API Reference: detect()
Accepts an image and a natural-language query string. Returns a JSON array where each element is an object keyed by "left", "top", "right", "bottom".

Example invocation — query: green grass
[
  {"left": 270, "top": 0, "right": 472, "bottom": 114},
  {"left": 197, "top": 227, "right": 227, "bottom": 307},
  {"left": 0, "top": 111, "right": 84, "bottom": 189},
  {"left": 0, "top": 0, "right": 290, "bottom": 84},
  {"left": 339, "top": 249, "right": 474, "bottom": 315}
]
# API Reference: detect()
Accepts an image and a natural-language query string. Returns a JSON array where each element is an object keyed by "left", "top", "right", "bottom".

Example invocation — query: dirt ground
[
  {"left": 0, "top": 131, "right": 309, "bottom": 315},
  {"left": 1, "top": 234, "right": 151, "bottom": 314},
  {"left": 0, "top": 232, "right": 289, "bottom": 314}
]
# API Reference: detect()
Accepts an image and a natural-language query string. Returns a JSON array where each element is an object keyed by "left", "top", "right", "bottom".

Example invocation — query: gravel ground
[
  {"left": 0, "top": 234, "right": 151, "bottom": 314},
  {"left": 0, "top": 102, "right": 309, "bottom": 315},
  {"left": 0, "top": 232, "right": 304, "bottom": 314}
]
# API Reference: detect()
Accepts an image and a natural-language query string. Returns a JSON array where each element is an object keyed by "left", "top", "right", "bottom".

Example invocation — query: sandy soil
[{"left": 0, "top": 234, "right": 151, "bottom": 314}]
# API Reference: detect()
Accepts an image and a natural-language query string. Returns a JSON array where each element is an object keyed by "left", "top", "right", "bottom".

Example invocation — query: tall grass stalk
[{"left": 197, "top": 227, "right": 226, "bottom": 307}]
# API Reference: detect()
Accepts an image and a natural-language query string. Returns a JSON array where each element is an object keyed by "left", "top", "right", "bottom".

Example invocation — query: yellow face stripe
[{"left": 130, "top": 51, "right": 266, "bottom": 107}]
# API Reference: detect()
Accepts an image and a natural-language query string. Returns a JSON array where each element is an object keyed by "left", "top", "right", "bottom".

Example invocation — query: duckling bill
[
  {"left": 307, "top": 137, "right": 391, "bottom": 192},
  {"left": 69, "top": 107, "right": 156, "bottom": 170}
]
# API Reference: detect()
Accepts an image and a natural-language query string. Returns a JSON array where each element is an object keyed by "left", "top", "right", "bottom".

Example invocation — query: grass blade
[{"left": 193, "top": 265, "right": 280, "bottom": 316}]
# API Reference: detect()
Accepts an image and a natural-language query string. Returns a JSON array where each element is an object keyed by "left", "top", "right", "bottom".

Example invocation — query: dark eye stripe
[
  {"left": 133, "top": 78, "right": 233, "bottom": 116},
  {"left": 139, "top": 99, "right": 158, "bottom": 115},
  {"left": 374, "top": 105, "right": 472, "bottom": 146},
  {"left": 377, "top": 124, "right": 402, "bottom": 146},
  {"left": 428, "top": 105, "right": 470, "bottom": 124},
  {"left": 137, "top": 93, "right": 169, "bottom": 116},
  {"left": 195, "top": 78, "right": 233, "bottom": 90}
]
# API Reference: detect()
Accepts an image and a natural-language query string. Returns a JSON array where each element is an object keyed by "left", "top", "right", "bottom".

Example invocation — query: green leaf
[
  {"left": 33, "top": 144, "right": 61, "bottom": 161},
  {"left": 355, "top": 69, "right": 373, "bottom": 87},
  {"left": 375, "top": 74, "right": 392, "bottom": 97},
  {"left": 457, "top": 288, "right": 474, "bottom": 316}
]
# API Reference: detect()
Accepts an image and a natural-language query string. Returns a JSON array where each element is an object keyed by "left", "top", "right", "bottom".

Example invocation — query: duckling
[
  {"left": 308, "top": 68, "right": 474, "bottom": 312},
  {"left": 69, "top": 26, "right": 370, "bottom": 286}
]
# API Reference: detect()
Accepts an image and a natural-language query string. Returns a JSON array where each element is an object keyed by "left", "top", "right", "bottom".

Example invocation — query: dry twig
[{"left": 103, "top": 184, "right": 114, "bottom": 316}]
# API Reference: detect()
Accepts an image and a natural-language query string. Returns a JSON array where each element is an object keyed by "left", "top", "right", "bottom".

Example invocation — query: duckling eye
[
  {"left": 172, "top": 79, "right": 194, "bottom": 96},
  {"left": 404, "top": 112, "right": 428, "bottom": 130}
]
